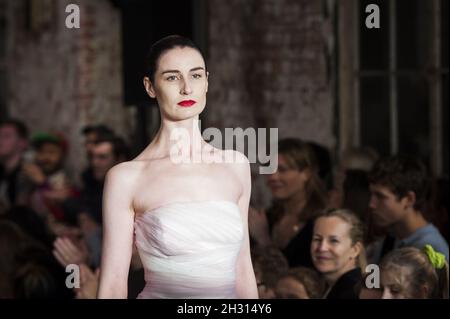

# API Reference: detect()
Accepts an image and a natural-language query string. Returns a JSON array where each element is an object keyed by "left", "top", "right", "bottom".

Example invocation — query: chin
[{"left": 270, "top": 189, "right": 287, "bottom": 200}]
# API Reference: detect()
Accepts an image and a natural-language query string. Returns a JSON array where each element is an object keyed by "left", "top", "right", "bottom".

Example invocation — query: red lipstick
[{"left": 177, "top": 100, "right": 196, "bottom": 107}]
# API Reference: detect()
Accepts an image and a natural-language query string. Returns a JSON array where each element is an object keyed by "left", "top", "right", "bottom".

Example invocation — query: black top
[
  {"left": 0, "top": 162, "right": 24, "bottom": 204},
  {"left": 326, "top": 267, "right": 362, "bottom": 299},
  {"left": 282, "top": 219, "right": 315, "bottom": 268}
]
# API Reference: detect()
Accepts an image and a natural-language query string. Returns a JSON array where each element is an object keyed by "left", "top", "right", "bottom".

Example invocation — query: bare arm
[
  {"left": 97, "top": 163, "right": 137, "bottom": 298},
  {"left": 233, "top": 152, "right": 259, "bottom": 298}
]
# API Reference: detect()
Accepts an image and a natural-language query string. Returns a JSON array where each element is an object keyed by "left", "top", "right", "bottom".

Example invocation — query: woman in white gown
[{"left": 97, "top": 35, "right": 258, "bottom": 299}]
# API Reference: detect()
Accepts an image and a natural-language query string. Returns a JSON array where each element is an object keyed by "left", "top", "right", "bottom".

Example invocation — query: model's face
[
  {"left": 369, "top": 184, "right": 408, "bottom": 228},
  {"left": 35, "top": 143, "right": 64, "bottom": 175},
  {"left": 275, "top": 277, "right": 310, "bottom": 299},
  {"left": 266, "top": 155, "right": 309, "bottom": 200},
  {"left": 144, "top": 47, "right": 208, "bottom": 121},
  {"left": 0, "top": 125, "right": 26, "bottom": 160},
  {"left": 311, "top": 216, "right": 360, "bottom": 276}
]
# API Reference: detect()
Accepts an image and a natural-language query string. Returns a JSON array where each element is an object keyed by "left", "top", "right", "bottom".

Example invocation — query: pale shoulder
[
  {"left": 222, "top": 149, "right": 250, "bottom": 166},
  {"left": 222, "top": 150, "right": 251, "bottom": 182},
  {"left": 105, "top": 161, "right": 144, "bottom": 187}
]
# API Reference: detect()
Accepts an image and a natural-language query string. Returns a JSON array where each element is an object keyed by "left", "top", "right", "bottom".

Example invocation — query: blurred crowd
[{"left": 0, "top": 118, "right": 448, "bottom": 299}]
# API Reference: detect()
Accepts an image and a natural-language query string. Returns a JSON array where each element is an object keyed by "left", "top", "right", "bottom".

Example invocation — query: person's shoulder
[
  {"left": 221, "top": 149, "right": 250, "bottom": 178},
  {"left": 105, "top": 161, "right": 144, "bottom": 184},
  {"left": 222, "top": 149, "right": 250, "bottom": 166},
  {"left": 410, "top": 224, "right": 449, "bottom": 257},
  {"left": 415, "top": 223, "right": 447, "bottom": 242}
]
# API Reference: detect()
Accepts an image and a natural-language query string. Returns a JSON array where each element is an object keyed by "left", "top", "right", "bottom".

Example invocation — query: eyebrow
[
  {"left": 161, "top": 67, "right": 205, "bottom": 75},
  {"left": 373, "top": 190, "right": 387, "bottom": 198}
]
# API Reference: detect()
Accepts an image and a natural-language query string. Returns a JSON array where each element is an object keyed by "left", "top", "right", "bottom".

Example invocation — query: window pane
[
  {"left": 442, "top": 0, "right": 449, "bottom": 68},
  {"left": 398, "top": 76, "right": 430, "bottom": 164},
  {"left": 360, "top": 76, "right": 390, "bottom": 156},
  {"left": 396, "top": 0, "right": 432, "bottom": 70},
  {"left": 359, "top": 0, "right": 390, "bottom": 70},
  {"left": 443, "top": 74, "right": 448, "bottom": 177}
]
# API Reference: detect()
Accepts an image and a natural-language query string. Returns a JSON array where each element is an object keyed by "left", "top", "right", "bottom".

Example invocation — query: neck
[
  {"left": 324, "top": 260, "right": 357, "bottom": 288},
  {"left": 391, "top": 209, "right": 428, "bottom": 240},
  {"left": 1, "top": 153, "right": 22, "bottom": 173},
  {"left": 283, "top": 191, "right": 307, "bottom": 217},
  {"left": 145, "top": 116, "right": 207, "bottom": 159}
]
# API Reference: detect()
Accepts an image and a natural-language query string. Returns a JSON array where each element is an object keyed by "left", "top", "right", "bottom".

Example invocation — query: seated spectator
[
  {"left": 0, "top": 220, "right": 73, "bottom": 298},
  {"left": 76, "top": 135, "right": 130, "bottom": 268},
  {"left": 81, "top": 124, "right": 115, "bottom": 163},
  {"left": 0, "top": 119, "right": 34, "bottom": 209},
  {"left": 311, "top": 208, "right": 366, "bottom": 299},
  {"left": 378, "top": 245, "right": 448, "bottom": 299},
  {"left": 275, "top": 266, "right": 325, "bottom": 299},
  {"left": 367, "top": 155, "right": 449, "bottom": 264},
  {"left": 251, "top": 246, "right": 289, "bottom": 298},
  {"left": 25, "top": 132, "right": 79, "bottom": 228},
  {"left": 249, "top": 138, "right": 327, "bottom": 268}
]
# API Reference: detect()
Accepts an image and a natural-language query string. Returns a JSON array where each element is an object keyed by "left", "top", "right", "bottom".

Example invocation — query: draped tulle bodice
[{"left": 134, "top": 200, "right": 244, "bottom": 299}]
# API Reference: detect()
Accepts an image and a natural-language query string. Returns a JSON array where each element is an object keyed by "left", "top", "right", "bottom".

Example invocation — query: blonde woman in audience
[{"left": 311, "top": 208, "right": 366, "bottom": 299}]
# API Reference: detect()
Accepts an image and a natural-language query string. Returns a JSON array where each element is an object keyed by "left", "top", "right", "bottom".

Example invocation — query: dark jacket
[
  {"left": 326, "top": 267, "right": 362, "bottom": 299},
  {"left": 282, "top": 219, "right": 315, "bottom": 268}
]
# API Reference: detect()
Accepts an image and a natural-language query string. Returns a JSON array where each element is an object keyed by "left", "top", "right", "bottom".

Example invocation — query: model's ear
[
  {"left": 143, "top": 77, "right": 156, "bottom": 98},
  {"left": 206, "top": 71, "right": 209, "bottom": 93}
]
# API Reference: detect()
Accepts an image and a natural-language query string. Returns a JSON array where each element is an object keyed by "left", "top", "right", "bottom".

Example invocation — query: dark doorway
[{"left": 110, "top": 0, "right": 202, "bottom": 155}]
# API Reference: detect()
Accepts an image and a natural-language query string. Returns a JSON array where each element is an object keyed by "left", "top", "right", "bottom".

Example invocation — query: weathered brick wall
[
  {"left": 4, "top": 0, "right": 131, "bottom": 184},
  {"left": 206, "top": 0, "right": 335, "bottom": 207},
  {"left": 3, "top": 0, "right": 335, "bottom": 204}
]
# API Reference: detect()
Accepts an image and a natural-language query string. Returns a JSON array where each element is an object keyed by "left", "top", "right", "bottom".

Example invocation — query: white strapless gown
[{"left": 134, "top": 200, "right": 244, "bottom": 299}]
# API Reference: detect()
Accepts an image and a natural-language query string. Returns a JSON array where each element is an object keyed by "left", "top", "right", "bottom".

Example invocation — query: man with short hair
[
  {"left": 0, "top": 119, "right": 33, "bottom": 208},
  {"left": 367, "top": 155, "right": 449, "bottom": 264},
  {"left": 26, "top": 132, "right": 78, "bottom": 223}
]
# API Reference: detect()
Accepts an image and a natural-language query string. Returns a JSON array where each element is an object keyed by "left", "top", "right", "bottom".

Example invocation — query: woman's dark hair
[
  {"left": 268, "top": 138, "right": 327, "bottom": 226},
  {"left": 144, "top": 35, "right": 206, "bottom": 83}
]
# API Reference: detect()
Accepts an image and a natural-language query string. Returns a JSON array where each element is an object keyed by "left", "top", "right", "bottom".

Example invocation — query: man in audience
[
  {"left": 25, "top": 132, "right": 78, "bottom": 225},
  {"left": 0, "top": 119, "right": 33, "bottom": 209},
  {"left": 367, "top": 155, "right": 449, "bottom": 264}
]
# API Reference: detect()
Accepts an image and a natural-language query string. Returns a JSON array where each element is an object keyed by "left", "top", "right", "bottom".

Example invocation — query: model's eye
[
  {"left": 166, "top": 75, "right": 178, "bottom": 81},
  {"left": 192, "top": 73, "right": 202, "bottom": 79}
]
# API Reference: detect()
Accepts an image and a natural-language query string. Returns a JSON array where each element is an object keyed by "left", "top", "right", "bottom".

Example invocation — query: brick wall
[
  {"left": 4, "top": 0, "right": 131, "bottom": 184},
  {"left": 206, "top": 0, "right": 335, "bottom": 206}
]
